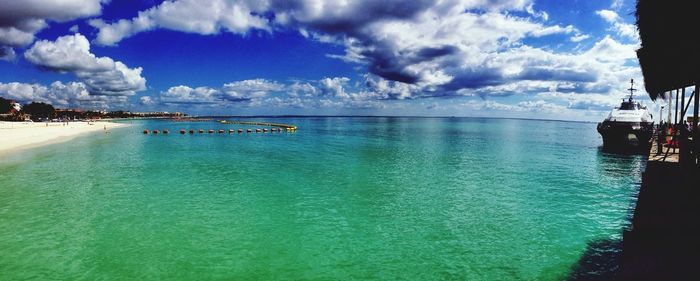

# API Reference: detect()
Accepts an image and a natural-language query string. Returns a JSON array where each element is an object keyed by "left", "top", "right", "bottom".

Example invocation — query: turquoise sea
[{"left": 0, "top": 117, "right": 645, "bottom": 280}]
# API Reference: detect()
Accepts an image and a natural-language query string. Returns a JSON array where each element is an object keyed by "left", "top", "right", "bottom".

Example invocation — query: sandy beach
[{"left": 0, "top": 121, "right": 128, "bottom": 155}]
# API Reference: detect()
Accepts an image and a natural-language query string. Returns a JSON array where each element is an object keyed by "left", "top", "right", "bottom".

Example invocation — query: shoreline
[{"left": 0, "top": 121, "right": 129, "bottom": 156}]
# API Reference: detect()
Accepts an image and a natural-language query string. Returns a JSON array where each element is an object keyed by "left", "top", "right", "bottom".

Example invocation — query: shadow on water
[
  {"left": 567, "top": 239, "right": 623, "bottom": 281},
  {"left": 566, "top": 147, "right": 648, "bottom": 280},
  {"left": 598, "top": 146, "right": 650, "bottom": 156}
]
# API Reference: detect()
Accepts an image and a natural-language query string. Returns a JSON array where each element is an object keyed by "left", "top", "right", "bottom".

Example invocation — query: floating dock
[
  {"left": 143, "top": 120, "right": 298, "bottom": 135},
  {"left": 217, "top": 120, "right": 297, "bottom": 131}
]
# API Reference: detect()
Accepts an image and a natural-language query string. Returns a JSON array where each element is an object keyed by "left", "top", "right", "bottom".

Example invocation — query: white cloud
[
  {"left": 90, "top": 0, "right": 270, "bottom": 45},
  {"left": 516, "top": 100, "right": 566, "bottom": 112},
  {"left": 82, "top": 0, "right": 648, "bottom": 116},
  {"left": 458, "top": 99, "right": 565, "bottom": 113},
  {"left": 0, "top": 81, "right": 126, "bottom": 109},
  {"left": 221, "top": 79, "right": 284, "bottom": 101},
  {"left": 319, "top": 77, "right": 350, "bottom": 98},
  {"left": 530, "top": 25, "right": 577, "bottom": 37},
  {"left": 160, "top": 85, "right": 220, "bottom": 104},
  {"left": 155, "top": 77, "right": 391, "bottom": 110},
  {"left": 139, "top": 96, "right": 155, "bottom": 106},
  {"left": 288, "top": 82, "right": 317, "bottom": 97},
  {"left": 159, "top": 79, "right": 285, "bottom": 105},
  {"left": 611, "top": 0, "right": 625, "bottom": 10},
  {"left": 24, "top": 34, "right": 146, "bottom": 96},
  {"left": 0, "top": 0, "right": 106, "bottom": 56},
  {"left": 570, "top": 33, "right": 590, "bottom": 42},
  {"left": 596, "top": 9, "right": 639, "bottom": 41},
  {"left": 89, "top": 0, "right": 617, "bottom": 101}
]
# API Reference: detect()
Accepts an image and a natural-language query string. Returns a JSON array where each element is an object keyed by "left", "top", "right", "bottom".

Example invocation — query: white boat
[{"left": 597, "top": 79, "right": 654, "bottom": 149}]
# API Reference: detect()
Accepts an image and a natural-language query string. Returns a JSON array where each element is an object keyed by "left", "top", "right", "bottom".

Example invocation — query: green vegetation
[
  {"left": 0, "top": 97, "right": 11, "bottom": 114},
  {"left": 21, "top": 102, "right": 55, "bottom": 121}
]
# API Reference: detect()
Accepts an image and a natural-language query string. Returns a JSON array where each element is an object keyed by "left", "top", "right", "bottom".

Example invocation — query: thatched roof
[{"left": 636, "top": 0, "right": 699, "bottom": 100}]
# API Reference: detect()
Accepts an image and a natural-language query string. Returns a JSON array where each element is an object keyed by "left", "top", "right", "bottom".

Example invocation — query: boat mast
[{"left": 628, "top": 79, "right": 637, "bottom": 102}]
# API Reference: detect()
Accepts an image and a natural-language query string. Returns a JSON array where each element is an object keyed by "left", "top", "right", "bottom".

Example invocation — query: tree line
[
  {"left": 1, "top": 97, "right": 56, "bottom": 121},
  {"left": 1, "top": 97, "right": 187, "bottom": 121}
]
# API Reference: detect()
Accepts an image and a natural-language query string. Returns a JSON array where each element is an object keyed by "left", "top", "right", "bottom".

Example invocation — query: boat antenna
[{"left": 627, "top": 79, "right": 637, "bottom": 102}]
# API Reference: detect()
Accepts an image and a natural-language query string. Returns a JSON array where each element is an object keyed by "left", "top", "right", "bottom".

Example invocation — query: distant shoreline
[
  {"left": 191, "top": 115, "right": 596, "bottom": 124},
  {"left": 0, "top": 121, "right": 129, "bottom": 156}
]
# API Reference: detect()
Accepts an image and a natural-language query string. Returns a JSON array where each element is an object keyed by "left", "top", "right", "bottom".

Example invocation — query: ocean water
[{"left": 0, "top": 117, "right": 646, "bottom": 280}]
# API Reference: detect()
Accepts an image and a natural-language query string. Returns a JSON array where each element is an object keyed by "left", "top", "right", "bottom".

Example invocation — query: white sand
[{"left": 0, "top": 121, "right": 129, "bottom": 154}]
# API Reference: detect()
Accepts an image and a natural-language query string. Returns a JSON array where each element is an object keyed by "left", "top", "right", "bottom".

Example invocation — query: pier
[
  {"left": 217, "top": 120, "right": 297, "bottom": 131},
  {"left": 142, "top": 121, "right": 298, "bottom": 135},
  {"left": 141, "top": 126, "right": 296, "bottom": 135},
  {"left": 618, "top": 1, "right": 700, "bottom": 279},
  {"left": 619, "top": 129, "right": 699, "bottom": 280}
]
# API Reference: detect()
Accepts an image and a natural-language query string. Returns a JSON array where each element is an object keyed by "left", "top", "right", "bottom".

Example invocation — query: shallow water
[{"left": 0, "top": 117, "right": 645, "bottom": 280}]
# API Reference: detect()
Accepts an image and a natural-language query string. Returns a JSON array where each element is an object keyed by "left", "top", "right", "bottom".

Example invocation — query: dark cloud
[
  {"left": 518, "top": 67, "right": 598, "bottom": 82},
  {"left": 0, "top": 46, "right": 15, "bottom": 61}
]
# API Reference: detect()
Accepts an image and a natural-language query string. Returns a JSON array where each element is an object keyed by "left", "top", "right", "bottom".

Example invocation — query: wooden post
[
  {"left": 695, "top": 84, "right": 699, "bottom": 129},
  {"left": 675, "top": 88, "right": 679, "bottom": 124},
  {"left": 680, "top": 87, "right": 686, "bottom": 122},
  {"left": 694, "top": 84, "right": 699, "bottom": 166},
  {"left": 668, "top": 91, "right": 673, "bottom": 125}
]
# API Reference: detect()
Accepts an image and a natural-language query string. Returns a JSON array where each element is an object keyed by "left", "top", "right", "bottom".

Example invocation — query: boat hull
[{"left": 597, "top": 121, "right": 654, "bottom": 150}]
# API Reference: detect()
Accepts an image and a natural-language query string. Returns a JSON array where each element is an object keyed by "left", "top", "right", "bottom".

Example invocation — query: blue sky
[{"left": 0, "top": 0, "right": 657, "bottom": 121}]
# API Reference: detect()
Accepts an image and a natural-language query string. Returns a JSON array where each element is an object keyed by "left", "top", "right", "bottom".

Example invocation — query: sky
[{"left": 0, "top": 0, "right": 666, "bottom": 121}]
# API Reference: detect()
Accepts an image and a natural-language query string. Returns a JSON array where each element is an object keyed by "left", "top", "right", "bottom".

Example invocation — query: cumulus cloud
[
  {"left": 319, "top": 77, "right": 350, "bottom": 98},
  {"left": 458, "top": 99, "right": 565, "bottom": 113},
  {"left": 0, "top": 81, "right": 126, "bottom": 109},
  {"left": 24, "top": 34, "right": 146, "bottom": 96},
  {"left": 86, "top": 0, "right": 646, "bottom": 115},
  {"left": 91, "top": 0, "right": 536, "bottom": 46},
  {"left": 159, "top": 79, "right": 285, "bottom": 105},
  {"left": 596, "top": 9, "right": 638, "bottom": 41},
  {"left": 89, "top": 0, "right": 271, "bottom": 46},
  {"left": 160, "top": 85, "right": 220, "bottom": 104},
  {"left": 0, "top": 0, "right": 106, "bottom": 55},
  {"left": 139, "top": 96, "right": 155, "bottom": 106},
  {"left": 288, "top": 81, "right": 317, "bottom": 97},
  {"left": 92, "top": 0, "right": 636, "bottom": 100},
  {"left": 221, "top": 79, "right": 283, "bottom": 102}
]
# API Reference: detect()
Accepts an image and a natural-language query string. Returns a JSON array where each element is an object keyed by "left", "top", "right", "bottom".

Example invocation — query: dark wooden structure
[
  {"left": 636, "top": 0, "right": 700, "bottom": 166},
  {"left": 618, "top": 1, "right": 700, "bottom": 280}
]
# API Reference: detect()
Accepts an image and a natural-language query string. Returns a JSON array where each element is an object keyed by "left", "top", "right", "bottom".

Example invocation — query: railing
[{"left": 652, "top": 124, "right": 698, "bottom": 167}]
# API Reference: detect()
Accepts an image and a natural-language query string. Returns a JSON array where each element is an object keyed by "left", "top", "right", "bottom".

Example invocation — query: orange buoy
[{"left": 143, "top": 129, "right": 149, "bottom": 134}]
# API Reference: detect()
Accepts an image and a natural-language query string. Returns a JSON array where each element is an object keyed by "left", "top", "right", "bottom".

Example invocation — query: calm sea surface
[{"left": 0, "top": 117, "right": 645, "bottom": 280}]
